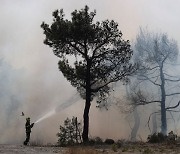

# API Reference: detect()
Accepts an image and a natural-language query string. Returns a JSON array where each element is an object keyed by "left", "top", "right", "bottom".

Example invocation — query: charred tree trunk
[
  {"left": 131, "top": 107, "right": 140, "bottom": 141},
  {"left": 82, "top": 59, "right": 91, "bottom": 142},
  {"left": 160, "top": 65, "right": 167, "bottom": 135}
]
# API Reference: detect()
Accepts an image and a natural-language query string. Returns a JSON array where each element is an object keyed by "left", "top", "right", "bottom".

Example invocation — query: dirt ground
[
  {"left": 0, "top": 143, "right": 180, "bottom": 154},
  {"left": 0, "top": 144, "right": 67, "bottom": 154}
]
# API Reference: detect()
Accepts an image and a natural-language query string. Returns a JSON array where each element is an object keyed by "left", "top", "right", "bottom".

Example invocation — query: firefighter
[{"left": 24, "top": 117, "right": 34, "bottom": 145}]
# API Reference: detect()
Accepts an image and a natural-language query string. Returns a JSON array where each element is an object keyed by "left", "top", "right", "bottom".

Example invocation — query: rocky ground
[{"left": 1, "top": 142, "right": 180, "bottom": 154}]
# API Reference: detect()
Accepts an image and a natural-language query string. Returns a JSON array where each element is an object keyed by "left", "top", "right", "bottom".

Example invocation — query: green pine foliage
[
  {"left": 42, "top": 5, "right": 135, "bottom": 142},
  {"left": 57, "top": 117, "right": 82, "bottom": 146}
]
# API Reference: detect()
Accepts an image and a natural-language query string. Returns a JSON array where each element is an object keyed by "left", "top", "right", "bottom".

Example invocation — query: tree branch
[
  {"left": 165, "top": 78, "right": 180, "bottom": 82},
  {"left": 148, "top": 66, "right": 160, "bottom": 70},
  {"left": 91, "top": 69, "right": 133, "bottom": 92},
  {"left": 137, "top": 75, "right": 161, "bottom": 86},
  {"left": 68, "top": 42, "right": 85, "bottom": 57},
  {"left": 146, "top": 111, "right": 160, "bottom": 134},
  {"left": 166, "top": 101, "right": 180, "bottom": 110},
  {"left": 91, "top": 76, "right": 123, "bottom": 93},
  {"left": 92, "top": 38, "right": 109, "bottom": 59},
  {"left": 164, "top": 73, "right": 180, "bottom": 78},
  {"left": 162, "top": 52, "right": 170, "bottom": 64},
  {"left": 166, "top": 93, "right": 180, "bottom": 97},
  {"left": 145, "top": 68, "right": 159, "bottom": 76},
  {"left": 136, "top": 100, "right": 161, "bottom": 105},
  {"left": 166, "top": 109, "right": 180, "bottom": 113}
]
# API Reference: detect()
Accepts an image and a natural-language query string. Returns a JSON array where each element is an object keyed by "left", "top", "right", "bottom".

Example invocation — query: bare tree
[{"left": 133, "top": 28, "right": 180, "bottom": 135}]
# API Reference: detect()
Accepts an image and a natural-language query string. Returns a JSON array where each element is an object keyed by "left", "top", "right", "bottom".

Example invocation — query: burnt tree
[{"left": 134, "top": 28, "right": 180, "bottom": 135}]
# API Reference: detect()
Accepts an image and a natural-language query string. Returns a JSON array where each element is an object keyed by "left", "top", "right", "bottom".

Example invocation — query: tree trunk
[
  {"left": 82, "top": 95, "right": 91, "bottom": 142},
  {"left": 82, "top": 60, "right": 91, "bottom": 142},
  {"left": 160, "top": 66, "right": 167, "bottom": 135},
  {"left": 131, "top": 107, "right": 140, "bottom": 141}
]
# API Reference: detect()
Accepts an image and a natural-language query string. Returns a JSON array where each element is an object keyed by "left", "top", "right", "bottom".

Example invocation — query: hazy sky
[
  {"left": 1, "top": 0, "right": 180, "bottom": 144},
  {"left": 1, "top": 0, "right": 180, "bottom": 68}
]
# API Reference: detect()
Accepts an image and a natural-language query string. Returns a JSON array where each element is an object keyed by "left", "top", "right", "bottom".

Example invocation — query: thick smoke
[
  {"left": 1, "top": 0, "right": 180, "bottom": 144},
  {"left": 0, "top": 59, "right": 24, "bottom": 144}
]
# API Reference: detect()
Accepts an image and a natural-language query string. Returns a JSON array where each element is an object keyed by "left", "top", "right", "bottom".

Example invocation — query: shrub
[
  {"left": 147, "top": 131, "right": 178, "bottom": 143},
  {"left": 122, "top": 146, "right": 129, "bottom": 152},
  {"left": 116, "top": 139, "right": 124, "bottom": 148},
  {"left": 87, "top": 137, "right": 103, "bottom": 145},
  {"left": 57, "top": 117, "right": 82, "bottom": 146},
  {"left": 147, "top": 132, "right": 167, "bottom": 143},
  {"left": 104, "top": 139, "right": 115, "bottom": 145},
  {"left": 94, "top": 137, "right": 103, "bottom": 144},
  {"left": 111, "top": 144, "right": 118, "bottom": 152},
  {"left": 167, "top": 131, "right": 177, "bottom": 142}
]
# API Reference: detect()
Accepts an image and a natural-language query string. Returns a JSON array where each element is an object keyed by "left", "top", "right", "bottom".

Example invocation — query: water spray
[
  {"left": 34, "top": 109, "right": 56, "bottom": 124},
  {"left": 34, "top": 93, "right": 80, "bottom": 124}
]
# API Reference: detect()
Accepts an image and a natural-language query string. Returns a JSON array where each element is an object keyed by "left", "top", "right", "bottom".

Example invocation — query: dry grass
[{"left": 68, "top": 147, "right": 100, "bottom": 154}]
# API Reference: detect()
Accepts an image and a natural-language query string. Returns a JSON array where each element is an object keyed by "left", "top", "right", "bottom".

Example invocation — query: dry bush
[{"left": 68, "top": 147, "right": 99, "bottom": 154}]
